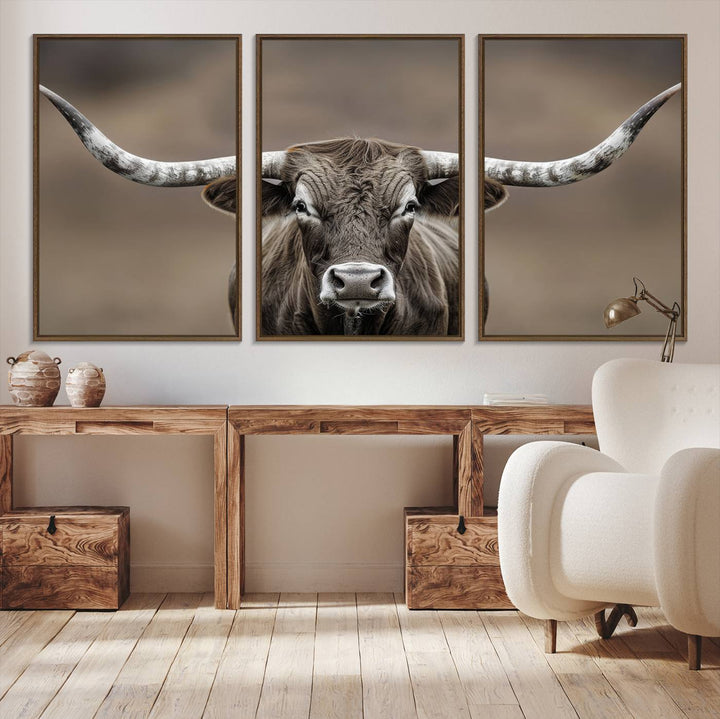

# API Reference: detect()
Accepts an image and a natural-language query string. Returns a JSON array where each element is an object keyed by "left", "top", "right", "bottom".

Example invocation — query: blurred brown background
[
  {"left": 37, "top": 37, "right": 238, "bottom": 337},
  {"left": 261, "top": 38, "right": 460, "bottom": 152},
  {"left": 483, "top": 37, "right": 683, "bottom": 337}
]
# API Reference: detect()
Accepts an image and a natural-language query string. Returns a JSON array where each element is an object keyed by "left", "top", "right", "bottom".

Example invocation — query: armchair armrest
[
  {"left": 655, "top": 447, "right": 720, "bottom": 637},
  {"left": 498, "top": 441, "right": 626, "bottom": 620}
]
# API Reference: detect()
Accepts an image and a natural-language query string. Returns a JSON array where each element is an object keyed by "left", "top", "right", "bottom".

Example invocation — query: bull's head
[{"left": 252, "top": 139, "right": 459, "bottom": 320}]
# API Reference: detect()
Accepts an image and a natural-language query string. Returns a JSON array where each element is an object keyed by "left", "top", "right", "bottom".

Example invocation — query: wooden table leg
[
  {"left": 452, "top": 435, "right": 459, "bottom": 513},
  {"left": 213, "top": 423, "right": 228, "bottom": 609},
  {"left": 227, "top": 428, "right": 245, "bottom": 609},
  {"left": 0, "top": 435, "right": 13, "bottom": 514},
  {"left": 458, "top": 421, "right": 482, "bottom": 517}
]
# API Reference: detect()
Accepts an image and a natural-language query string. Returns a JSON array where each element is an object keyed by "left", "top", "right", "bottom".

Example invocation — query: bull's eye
[
  {"left": 294, "top": 199, "right": 308, "bottom": 214},
  {"left": 404, "top": 200, "right": 418, "bottom": 214}
]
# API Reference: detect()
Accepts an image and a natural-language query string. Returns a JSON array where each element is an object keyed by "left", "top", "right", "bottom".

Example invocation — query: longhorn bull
[{"left": 39, "top": 82, "right": 680, "bottom": 334}]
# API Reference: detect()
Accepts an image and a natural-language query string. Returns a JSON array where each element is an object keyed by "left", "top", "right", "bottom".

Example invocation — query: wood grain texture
[
  {"left": 472, "top": 405, "right": 594, "bottom": 435},
  {"left": 319, "top": 420, "right": 399, "bottom": 434},
  {"left": 95, "top": 593, "right": 203, "bottom": 719},
  {"left": 40, "top": 593, "right": 163, "bottom": 719},
  {"left": 255, "top": 592, "right": 317, "bottom": 719},
  {"left": 456, "top": 421, "right": 476, "bottom": 516},
  {"left": 0, "top": 434, "right": 12, "bottom": 514},
  {"left": 406, "top": 566, "right": 512, "bottom": 610},
  {"left": 227, "top": 428, "right": 244, "bottom": 610},
  {"left": 0, "top": 608, "right": 34, "bottom": 646},
  {"left": 204, "top": 593, "right": 279, "bottom": 719},
  {"left": 471, "top": 421, "right": 483, "bottom": 514},
  {"left": 0, "top": 610, "right": 112, "bottom": 719},
  {"left": 2, "top": 566, "right": 122, "bottom": 610},
  {"left": 229, "top": 406, "right": 472, "bottom": 435},
  {"left": 482, "top": 610, "right": 580, "bottom": 719},
  {"left": 520, "top": 613, "right": 631, "bottom": 719},
  {"left": 394, "top": 594, "right": 472, "bottom": 719},
  {"left": 620, "top": 607, "right": 720, "bottom": 715},
  {"left": 438, "top": 609, "right": 518, "bottom": 710},
  {"left": 310, "top": 593, "right": 363, "bottom": 719},
  {"left": 356, "top": 592, "right": 416, "bottom": 719},
  {"left": 406, "top": 514, "right": 500, "bottom": 566},
  {"left": 569, "top": 613, "right": 689, "bottom": 719},
  {"left": 1, "top": 598, "right": 716, "bottom": 718},
  {"left": 0, "top": 406, "right": 226, "bottom": 436},
  {"left": 214, "top": 422, "right": 228, "bottom": 609},
  {"left": 0, "top": 609, "right": 73, "bottom": 699},
  {"left": 1, "top": 507, "right": 129, "bottom": 610},
  {"left": 1, "top": 510, "right": 126, "bottom": 567},
  {"left": 148, "top": 593, "right": 235, "bottom": 719}
]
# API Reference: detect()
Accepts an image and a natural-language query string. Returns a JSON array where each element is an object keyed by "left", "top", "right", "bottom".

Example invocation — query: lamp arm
[{"left": 639, "top": 289, "right": 680, "bottom": 320}]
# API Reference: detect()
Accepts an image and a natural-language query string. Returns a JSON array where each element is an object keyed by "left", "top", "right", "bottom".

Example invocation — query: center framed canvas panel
[
  {"left": 479, "top": 35, "right": 686, "bottom": 340},
  {"left": 257, "top": 35, "right": 464, "bottom": 340},
  {"left": 34, "top": 35, "right": 241, "bottom": 340}
]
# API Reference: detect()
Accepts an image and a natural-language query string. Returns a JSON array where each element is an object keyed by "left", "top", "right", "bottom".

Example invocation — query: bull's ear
[
  {"left": 262, "top": 180, "right": 293, "bottom": 217},
  {"left": 484, "top": 177, "right": 509, "bottom": 212},
  {"left": 202, "top": 177, "right": 237, "bottom": 216},
  {"left": 418, "top": 176, "right": 459, "bottom": 216}
]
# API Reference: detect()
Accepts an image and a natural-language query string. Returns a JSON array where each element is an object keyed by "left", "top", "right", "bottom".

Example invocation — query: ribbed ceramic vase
[
  {"left": 7, "top": 350, "right": 62, "bottom": 406},
  {"left": 65, "top": 362, "right": 106, "bottom": 407}
]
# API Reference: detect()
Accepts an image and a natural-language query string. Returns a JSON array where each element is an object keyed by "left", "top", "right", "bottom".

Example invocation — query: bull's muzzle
[{"left": 320, "top": 262, "right": 396, "bottom": 311}]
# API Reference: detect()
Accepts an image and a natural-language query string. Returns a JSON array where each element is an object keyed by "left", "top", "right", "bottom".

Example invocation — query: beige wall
[{"left": 1, "top": 0, "right": 718, "bottom": 592}]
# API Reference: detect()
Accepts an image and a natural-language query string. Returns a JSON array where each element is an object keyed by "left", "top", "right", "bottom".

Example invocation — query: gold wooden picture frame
[
  {"left": 256, "top": 35, "right": 464, "bottom": 340},
  {"left": 34, "top": 34, "right": 241, "bottom": 341},
  {"left": 479, "top": 35, "right": 687, "bottom": 341}
]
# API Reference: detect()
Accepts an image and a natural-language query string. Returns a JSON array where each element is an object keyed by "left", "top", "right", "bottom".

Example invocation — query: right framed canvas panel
[{"left": 480, "top": 35, "right": 686, "bottom": 340}]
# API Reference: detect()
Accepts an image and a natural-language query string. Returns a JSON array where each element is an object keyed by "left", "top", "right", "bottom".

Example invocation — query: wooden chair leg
[
  {"left": 688, "top": 634, "right": 702, "bottom": 670},
  {"left": 594, "top": 604, "right": 638, "bottom": 639},
  {"left": 545, "top": 619, "right": 557, "bottom": 653}
]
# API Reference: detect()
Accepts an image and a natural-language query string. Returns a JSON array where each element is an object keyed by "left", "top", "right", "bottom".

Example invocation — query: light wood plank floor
[{"left": 1, "top": 593, "right": 718, "bottom": 719}]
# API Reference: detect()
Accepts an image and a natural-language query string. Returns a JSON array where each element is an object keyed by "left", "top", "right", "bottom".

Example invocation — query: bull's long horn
[
  {"left": 39, "top": 85, "right": 236, "bottom": 187},
  {"left": 420, "top": 151, "right": 459, "bottom": 179},
  {"left": 485, "top": 83, "right": 681, "bottom": 187},
  {"left": 261, "top": 151, "right": 287, "bottom": 179}
]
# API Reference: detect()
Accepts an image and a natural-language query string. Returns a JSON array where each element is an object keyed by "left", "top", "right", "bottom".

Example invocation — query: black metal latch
[
  {"left": 457, "top": 515, "right": 466, "bottom": 535},
  {"left": 47, "top": 515, "right": 57, "bottom": 535}
]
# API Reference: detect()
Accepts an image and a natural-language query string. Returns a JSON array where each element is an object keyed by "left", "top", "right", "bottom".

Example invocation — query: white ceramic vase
[
  {"left": 65, "top": 362, "right": 106, "bottom": 408},
  {"left": 7, "top": 350, "right": 62, "bottom": 406}
]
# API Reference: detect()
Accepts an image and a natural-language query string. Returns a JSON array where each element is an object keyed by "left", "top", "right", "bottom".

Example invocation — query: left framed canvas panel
[
  {"left": 34, "top": 35, "right": 242, "bottom": 340},
  {"left": 257, "top": 35, "right": 464, "bottom": 340}
]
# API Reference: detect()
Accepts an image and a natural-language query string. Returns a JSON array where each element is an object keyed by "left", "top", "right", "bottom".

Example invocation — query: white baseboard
[
  {"left": 131, "top": 564, "right": 214, "bottom": 593},
  {"left": 131, "top": 562, "right": 405, "bottom": 594},
  {"left": 245, "top": 562, "right": 404, "bottom": 593}
]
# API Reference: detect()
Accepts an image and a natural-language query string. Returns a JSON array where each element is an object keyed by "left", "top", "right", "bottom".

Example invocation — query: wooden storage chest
[
  {"left": 0, "top": 506, "right": 130, "bottom": 609},
  {"left": 405, "top": 507, "right": 513, "bottom": 609}
]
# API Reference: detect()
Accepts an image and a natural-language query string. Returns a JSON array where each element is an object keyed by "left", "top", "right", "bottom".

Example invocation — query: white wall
[{"left": 1, "top": 0, "right": 718, "bottom": 593}]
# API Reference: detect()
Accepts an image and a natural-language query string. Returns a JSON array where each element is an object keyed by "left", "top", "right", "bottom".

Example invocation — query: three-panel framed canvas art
[{"left": 34, "top": 34, "right": 685, "bottom": 342}]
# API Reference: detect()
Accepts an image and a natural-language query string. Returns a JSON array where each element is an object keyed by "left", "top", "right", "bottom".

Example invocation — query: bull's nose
[{"left": 320, "top": 262, "right": 396, "bottom": 306}]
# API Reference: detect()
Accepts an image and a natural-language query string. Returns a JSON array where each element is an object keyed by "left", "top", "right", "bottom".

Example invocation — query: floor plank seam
[
  {"left": 134, "top": 593, "right": 195, "bottom": 719},
  {"left": 393, "top": 592, "right": 420, "bottom": 718},
  {"left": 200, "top": 608, "right": 236, "bottom": 719},
  {"left": 477, "top": 609, "right": 524, "bottom": 711},
  {"left": 0, "top": 610, "right": 75, "bottom": 702},
  {"left": 96, "top": 596, "right": 164, "bottom": 719},
  {"left": 307, "top": 595, "right": 319, "bottom": 719}
]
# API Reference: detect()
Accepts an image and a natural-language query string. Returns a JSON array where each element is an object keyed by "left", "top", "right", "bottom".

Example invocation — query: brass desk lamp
[{"left": 604, "top": 277, "right": 681, "bottom": 362}]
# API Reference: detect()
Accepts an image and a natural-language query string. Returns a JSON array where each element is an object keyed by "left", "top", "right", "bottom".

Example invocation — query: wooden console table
[
  {"left": 1, "top": 404, "right": 595, "bottom": 610},
  {"left": 0, "top": 406, "right": 228, "bottom": 607},
  {"left": 227, "top": 405, "right": 595, "bottom": 609}
]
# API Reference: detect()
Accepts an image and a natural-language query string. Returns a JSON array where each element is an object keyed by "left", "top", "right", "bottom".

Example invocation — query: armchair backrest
[{"left": 592, "top": 358, "right": 720, "bottom": 474}]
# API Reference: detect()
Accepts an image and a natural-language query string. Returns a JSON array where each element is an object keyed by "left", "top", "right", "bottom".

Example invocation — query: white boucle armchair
[{"left": 498, "top": 358, "right": 720, "bottom": 669}]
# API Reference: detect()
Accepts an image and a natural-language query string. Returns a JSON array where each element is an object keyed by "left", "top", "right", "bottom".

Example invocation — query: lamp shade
[{"left": 604, "top": 297, "right": 641, "bottom": 328}]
